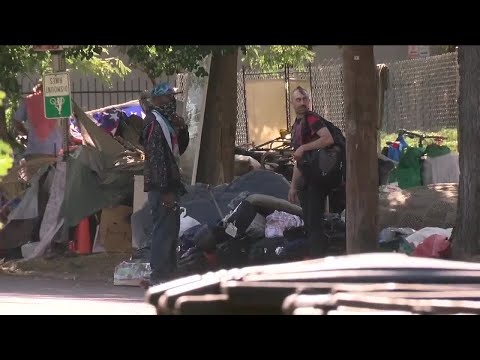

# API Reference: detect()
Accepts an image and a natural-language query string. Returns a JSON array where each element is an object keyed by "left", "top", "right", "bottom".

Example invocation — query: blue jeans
[{"left": 148, "top": 191, "right": 180, "bottom": 282}]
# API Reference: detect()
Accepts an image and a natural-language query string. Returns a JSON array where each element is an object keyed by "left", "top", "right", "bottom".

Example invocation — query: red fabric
[
  {"left": 25, "top": 90, "right": 58, "bottom": 141},
  {"left": 292, "top": 112, "right": 326, "bottom": 149},
  {"left": 203, "top": 251, "right": 218, "bottom": 268},
  {"left": 412, "top": 234, "right": 452, "bottom": 259}
]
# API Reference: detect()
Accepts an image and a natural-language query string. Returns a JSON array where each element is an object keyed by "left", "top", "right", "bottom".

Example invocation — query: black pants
[
  {"left": 148, "top": 191, "right": 180, "bottom": 283},
  {"left": 299, "top": 181, "right": 329, "bottom": 257},
  {"left": 328, "top": 183, "right": 346, "bottom": 214}
]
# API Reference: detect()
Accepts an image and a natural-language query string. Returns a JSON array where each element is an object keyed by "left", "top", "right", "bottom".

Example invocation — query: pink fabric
[
  {"left": 25, "top": 90, "right": 58, "bottom": 141},
  {"left": 412, "top": 234, "right": 451, "bottom": 259}
]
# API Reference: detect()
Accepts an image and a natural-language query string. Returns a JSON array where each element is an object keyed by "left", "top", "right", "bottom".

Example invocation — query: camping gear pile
[
  {"left": 382, "top": 129, "right": 459, "bottom": 189},
  {"left": 378, "top": 226, "right": 453, "bottom": 258},
  {"left": 115, "top": 169, "right": 347, "bottom": 285},
  {"left": 376, "top": 180, "right": 458, "bottom": 261},
  {"left": 0, "top": 100, "right": 145, "bottom": 261},
  {"left": 234, "top": 131, "right": 294, "bottom": 181},
  {"left": 0, "top": 98, "right": 462, "bottom": 287}
]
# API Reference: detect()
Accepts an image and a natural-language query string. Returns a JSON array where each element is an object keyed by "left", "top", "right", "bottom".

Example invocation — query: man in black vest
[{"left": 288, "top": 86, "right": 342, "bottom": 257}]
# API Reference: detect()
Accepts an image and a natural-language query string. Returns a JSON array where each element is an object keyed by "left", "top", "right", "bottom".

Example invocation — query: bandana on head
[{"left": 150, "top": 82, "right": 179, "bottom": 97}]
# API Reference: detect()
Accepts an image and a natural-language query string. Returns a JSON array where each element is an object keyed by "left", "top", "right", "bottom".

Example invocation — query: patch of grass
[{"left": 380, "top": 128, "right": 458, "bottom": 153}]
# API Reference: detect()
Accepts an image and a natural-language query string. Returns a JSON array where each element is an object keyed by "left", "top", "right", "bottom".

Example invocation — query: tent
[{"left": 0, "top": 100, "right": 145, "bottom": 259}]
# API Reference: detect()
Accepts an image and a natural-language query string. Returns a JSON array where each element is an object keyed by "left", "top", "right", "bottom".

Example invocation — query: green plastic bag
[
  {"left": 396, "top": 147, "right": 424, "bottom": 189},
  {"left": 425, "top": 144, "right": 451, "bottom": 158}
]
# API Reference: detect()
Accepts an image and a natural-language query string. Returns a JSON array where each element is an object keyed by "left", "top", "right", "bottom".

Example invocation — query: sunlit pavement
[{"left": 0, "top": 275, "right": 155, "bottom": 315}]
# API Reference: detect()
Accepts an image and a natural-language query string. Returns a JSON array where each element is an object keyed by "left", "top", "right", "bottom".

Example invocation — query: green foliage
[
  {"left": 66, "top": 47, "right": 131, "bottom": 86},
  {"left": 64, "top": 45, "right": 103, "bottom": 60},
  {"left": 0, "top": 91, "right": 13, "bottom": 177},
  {"left": 0, "top": 45, "right": 131, "bottom": 102},
  {"left": 0, "top": 46, "right": 48, "bottom": 102},
  {"left": 122, "top": 45, "right": 314, "bottom": 84},
  {"left": 122, "top": 46, "right": 240, "bottom": 84},
  {"left": 380, "top": 128, "right": 458, "bottom": 153},
  {"left": 0, "top": 140, "right": 13, "bottom": 177},
  {"left": 242, "top": 46, "right": 315, "bottom": 72},
  {"left": 440, "top": 45, "right": 457, "bottom": 54},
  {"left": 5, "top": 106, "right": 14, "bottom": 131}
]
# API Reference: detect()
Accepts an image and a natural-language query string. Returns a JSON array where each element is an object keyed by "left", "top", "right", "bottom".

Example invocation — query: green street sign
[{"left": 43, "top": 72, "right": 72, "bottom": 119}]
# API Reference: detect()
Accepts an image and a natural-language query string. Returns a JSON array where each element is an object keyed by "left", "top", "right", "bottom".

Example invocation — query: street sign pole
[
  {"left": 49, "top": 50, "right": 70, "bottom": 246},
  {"left": 49, "top": 50, "right": 70, "bottom": 160},
  {"left": 33, "top": 45, "right": 72, "bottom": 249}
]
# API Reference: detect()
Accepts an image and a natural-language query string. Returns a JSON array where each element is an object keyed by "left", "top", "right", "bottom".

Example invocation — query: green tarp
[{"left": 61, "top": 147, "right": 136, "bottom": 228}]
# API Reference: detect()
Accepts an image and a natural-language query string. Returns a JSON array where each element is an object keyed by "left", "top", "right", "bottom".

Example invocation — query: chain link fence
[
  {"left": 309, "top": 58, "right": 345, "bottom": 132},
  {"left": 235, "top": 68, "right": 287, "bottom": 145},
  {"left": 235, "top": 59, "right": 346, "bottom": 145},
  {"left": 236, "top": 69, "right": 248, "bottom": 145},
  {"left": 382, "top": 52, "right": 459, "bottom": 133},
  {"left": 16, "top": 52, "right": 459, "bottom": 145},
  {"left": 236, "top": 52, "right": 459, "bottom": 144}
]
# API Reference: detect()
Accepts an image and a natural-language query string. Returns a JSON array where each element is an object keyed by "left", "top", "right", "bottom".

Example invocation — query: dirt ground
[
  {"left": 2, "top": 248, "right": 480, "bottom": 284},
  {"left": 0, "top": 253, "right": 131, "bottom": 282}
]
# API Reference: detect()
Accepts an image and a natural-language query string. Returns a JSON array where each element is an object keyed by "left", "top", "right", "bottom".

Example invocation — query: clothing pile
[
  {"left": 378, "top": 226, "right": 453, "bottom": 259},
  {"left": 175, "top": 200, "right": 346, "bottom": 276},
  {"left": 126, "top": 170, "right": 347, "bottom": 279}
]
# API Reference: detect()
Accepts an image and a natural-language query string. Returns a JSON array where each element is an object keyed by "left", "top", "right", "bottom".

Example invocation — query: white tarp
[
  {"left": 7, "top": 166, "right": 50, "bottom": 222},
  {"left": 27, "top": 161, "right": 66, "bottom": 259}
]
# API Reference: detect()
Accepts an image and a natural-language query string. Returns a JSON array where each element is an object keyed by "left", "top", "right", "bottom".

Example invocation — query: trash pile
[
  {"left": 378, "top": 227, "right": 453, "bottom": 259},
  {"left": 114, "top": 169, "right": 347, "bottom": 286},
  {"left": 0, "top": 100, "right": 144, "bottom": 263},
  {"left": 382, "top": 130, "right": 459, "bottom": 189}
]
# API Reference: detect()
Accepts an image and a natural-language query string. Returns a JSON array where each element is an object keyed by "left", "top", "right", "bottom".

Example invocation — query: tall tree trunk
[
  {"left": 342, "top": 46, "right": 379, "bottom": 254},
  {"left": 0, "top": 106, "right": 8, "bottom": 141},
  {"left": 451, "top": 46, "right": 480, "bottom": 260},
  {"left": 196, "top": 50, "right": 238, "bottom": 185}
]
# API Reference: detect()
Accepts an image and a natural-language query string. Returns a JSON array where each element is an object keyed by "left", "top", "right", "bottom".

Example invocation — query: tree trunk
[
  {"left": 451, "top": 46, "right": 480, "bottom": 260},
  {"left": 0, "top": 105, "right": 9, "bottom": 141},
  {"left": 196, "top": 50, "right": 238, "bottom": 185},
  {"left": 342, "top": 46, "right": 379, "bottom": 254}
]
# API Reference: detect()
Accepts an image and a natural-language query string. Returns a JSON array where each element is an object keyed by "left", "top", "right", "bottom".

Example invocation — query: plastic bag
[
  {"left": 406, "top": 227, "right": 453, "bottom": 247},
  {"left": 265, "top": 211, "right": 303, "bottom": 238},
  {"left": 179, "top": 207, "right": 201, "bottom": 237},
  {"left": 378, "top": 227, "right": 416, "bottom": 244},
  {"left": 411, "top": 234, "right": 451, "bottom": 259},
  {"left": 378, "top": 227, "right": 416, "bottom": 252},
  {"left": 113, "top": 261, "right": 151, "bottom": 286}
]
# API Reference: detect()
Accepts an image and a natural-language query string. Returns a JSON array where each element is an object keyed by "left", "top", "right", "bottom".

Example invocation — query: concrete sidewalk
[{"left": 0, "top": 275, "right": 155, "bottom": 315}]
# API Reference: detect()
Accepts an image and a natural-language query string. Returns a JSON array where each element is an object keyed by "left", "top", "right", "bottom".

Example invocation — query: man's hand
[
  {"left": 171, "top": 114, "right": 186, "bottom": 129},
  {"left": 293, "top": 145, "right": 305, "bottom": 162},
  {"left": 15, "top": 122, "right": 28, "bottom": 137},
  {"left": 161, "top": 192, "right": 177, "bottom": 209},
  {"left": 288, "top": 187, "right": 300, "bottom": 205}
]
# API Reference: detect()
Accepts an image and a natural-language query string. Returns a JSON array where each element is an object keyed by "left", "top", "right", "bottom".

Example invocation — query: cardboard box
[{"left": 98, "top": 205, "right": 133, "bottom": 253}]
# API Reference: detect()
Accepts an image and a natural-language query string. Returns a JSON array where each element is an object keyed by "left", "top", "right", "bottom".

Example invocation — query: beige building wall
[{"left": 245, "top": 79, "right": 288, "bottom": 146}]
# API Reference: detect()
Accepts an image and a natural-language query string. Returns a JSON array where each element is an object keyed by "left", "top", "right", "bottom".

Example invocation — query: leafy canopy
[
  {"left": 0, "top": 45, "right": 131, "bottom": 102},
  {"left": 121, "top": 45, "right": 315, "bottom": 84}
]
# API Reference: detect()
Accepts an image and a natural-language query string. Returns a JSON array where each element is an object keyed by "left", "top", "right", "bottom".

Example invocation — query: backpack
[
  {"left": 323, "top": 119, "right": 346, "bottom": 181},
  {"left": 298, "top": 114, "right": 346, "bottom": 186}
]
